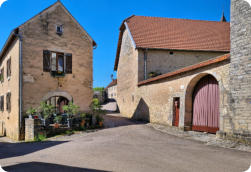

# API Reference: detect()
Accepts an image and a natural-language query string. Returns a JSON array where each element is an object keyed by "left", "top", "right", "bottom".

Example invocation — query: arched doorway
[
  {"left": 45, "top": 96, "right": 69, "bottom": 115},
  {"left": 192, "top": 75, "right": 220, "bottom": 133}
]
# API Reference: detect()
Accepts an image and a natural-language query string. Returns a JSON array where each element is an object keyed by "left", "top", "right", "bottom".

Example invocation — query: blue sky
[{"left": 0, "top": 0, "right": 230, "bottom": 88}]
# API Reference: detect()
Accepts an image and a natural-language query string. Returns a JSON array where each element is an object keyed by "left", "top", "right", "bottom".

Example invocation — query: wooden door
[
  {"left": 192, "top": 75, "right": 219, "bottom": 133},
  {"left": 173, "top": 98, "right": 180, "bottom": 127}
]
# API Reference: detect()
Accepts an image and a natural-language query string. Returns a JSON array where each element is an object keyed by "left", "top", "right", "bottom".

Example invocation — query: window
[
  {"left": 56, "top": 25, "right": 63, "bottom": 36},
  {"left": 169, "top": 51, "right": 174, "bottom": 55},
  {"left": 0, "top": 68, "right": 4, "bottom": 83},
  {"left": 0, "top": 96, "right": 4, "bottom": 111},
  {"left": 7, "top": 58, "right": 11, "bottom": 79},
  {"left": 43, "top": 50, "right": 72, "bottom": 76},
  {"left": 6, "top": 92, "right": 11, "bottom": 112}
]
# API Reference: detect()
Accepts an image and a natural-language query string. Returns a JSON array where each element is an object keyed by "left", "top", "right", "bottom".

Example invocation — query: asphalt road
[{"left": 0, "top": 114, "right": 251, "bottom": 172}]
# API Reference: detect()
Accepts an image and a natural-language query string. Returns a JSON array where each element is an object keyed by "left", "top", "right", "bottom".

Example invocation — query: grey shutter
[
  {"left": 8, "top": 93, "right": 11, "bottom": 112},
  {"left": 66, "top": 53, "right": 72, "bottom": 74},
  {"left": 43, "top": 50, "right": 51, "bottom": 72}
]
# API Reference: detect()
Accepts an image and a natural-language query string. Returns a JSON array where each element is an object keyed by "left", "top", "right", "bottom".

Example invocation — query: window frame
[
  {"left": 50, "top": 51, "right": 65, "bottom": 77},
  {"left": 6, "top": 92, "right": 11, "bottom": 113},
  {"left": 0, "top": 95, "right": 4, "bottom": 112},
  {"left": 0, "top": 68, "right": 4, "bottom": 83},
  {"left": 7, "top": 58, "right": 11, "bottom": 80}
]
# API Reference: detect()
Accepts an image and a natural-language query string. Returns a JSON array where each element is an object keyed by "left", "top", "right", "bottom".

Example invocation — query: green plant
[
  {"left": 148, "top": 71, "right": 162, "bottom": 78},
  {"left": 96, "top": 114, "right": 104, "bottom": 124},
  {"left": 39, "top": 102, "right": 55, "bottom": 120},
  {"left": 26, "top": 107, "right": 37, "bottom": 116},
  {"left": 93, "top": 87, "right": 105, "bottom": 92},
  {"left": 63, "top": 102, "right": 80, "bottom": 116},
  {"left": 54, "top": 115, "right": 63, "bottom": 124},
  {"left": 34, "top": 133, "right": 46, "bottom": 142},
  {"left": 80, "top": 113, "right": 87, "bottom": 119}
]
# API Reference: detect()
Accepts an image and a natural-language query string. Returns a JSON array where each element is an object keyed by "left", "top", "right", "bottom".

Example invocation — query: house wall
[
  {"left": 117, "top": 29, "right": 139, "bottom": 117},
  {"left": 135, "top": 61, "right": 230, "bottom": 129},
  {"left": 108, "top": 85, "right": 117, "bottom": 99},
  {"left": 138, "top": 49, "right": 225, "bottom": 81},
  {"left": 19, "top": 3, "right": 93, "bottom": 113},
  {"left": 0, "top": 38, "right": 20, "bottom": 140},
  {"left": 229, "top": 0, "right": 251, "bottom": 134}
]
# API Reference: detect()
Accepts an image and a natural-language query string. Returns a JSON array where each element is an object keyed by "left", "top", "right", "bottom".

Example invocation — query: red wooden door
[
  {"left": 192, "top": 75, "right": 219, "bottom": 133},
  {"left": 173, "top": 98, "right": 180, "bottom": 127}
]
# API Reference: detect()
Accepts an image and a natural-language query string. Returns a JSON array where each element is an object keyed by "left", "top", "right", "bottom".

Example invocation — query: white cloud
[{"left": 0, "top": 0, "right": 7, "bottom": 7}]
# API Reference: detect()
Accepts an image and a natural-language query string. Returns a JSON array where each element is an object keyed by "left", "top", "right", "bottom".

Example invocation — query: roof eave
[{"left": 0, "top": 28, "right": 19, "bottom": 62}]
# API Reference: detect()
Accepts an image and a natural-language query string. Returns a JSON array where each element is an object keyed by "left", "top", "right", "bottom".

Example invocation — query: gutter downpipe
[
  {"left": 144, "top": 49, "right": 148, "bottom": 80},
  {"left": 14, "top": 31, "right": 23, "bottom": 139}
]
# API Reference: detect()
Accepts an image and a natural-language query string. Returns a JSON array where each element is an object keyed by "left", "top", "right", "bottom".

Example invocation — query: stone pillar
[
  {"left": 229, "top": 0, "right": 251, "bottom": 134},
  {"left": 25, "top": 118, "right": 42, "bottom": 141}
]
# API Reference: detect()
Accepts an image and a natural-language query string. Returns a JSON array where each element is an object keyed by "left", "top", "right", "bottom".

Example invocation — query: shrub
[
  {"left": 63, "top": 102, "right": 80, "bottom": 116},
  {"left": 26, "top": 107, "right": 37, "bottom": 116},
  {"left": 39, "top": 102, "right": 55, "bottom": 120}
]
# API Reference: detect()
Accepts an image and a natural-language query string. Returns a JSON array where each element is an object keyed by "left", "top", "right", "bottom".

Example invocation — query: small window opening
[
  {"left": 56, "top": 25, "right": 63, "bottom": 35},
  {"left": 170, "top": 52, "right": 174, "bottom": 55}
]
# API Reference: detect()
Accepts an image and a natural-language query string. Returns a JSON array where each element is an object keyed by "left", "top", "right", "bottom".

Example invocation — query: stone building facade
[
  {"left": 115, "top": 15, "right": 231, "bottom": 134},
  {"left": 106, "top": 79, "right": 117, "bottom": 100},
  {"left": 0, "top": 1, "right": 96, "bottom": 140},
  {"left": 228, "top": 0, "right": 251, "bottom": 135}
]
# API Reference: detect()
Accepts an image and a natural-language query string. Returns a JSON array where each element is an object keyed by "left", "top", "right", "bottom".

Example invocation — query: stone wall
[
  {"left": 229, "top": 0, "right": 251, "bottom": 134},
  {"left": 138, "top": 49, "right": 224, "bottom": 81},
  {"left": 0, "top": 39, "right": 20, "bottom": 140},
  {"left": 19, "top": 3, "right": 93, "bottom": 113},
  {"left": 119, "top": 59, "right": 230, "bottom": 129},
  {"left": 117, "top": 29, "right": 139, "bottom": 117}
]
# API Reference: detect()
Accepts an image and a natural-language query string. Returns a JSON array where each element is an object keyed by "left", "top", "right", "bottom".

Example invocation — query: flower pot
[
  {"left": 81, "top": 119, "right": 85, "bottom": 127},
  {"left": 99, "top": 121, "right": 103, "bottom": 127},
  {"left": 54, "top": 123, "right": 60, "bottom": 129}
]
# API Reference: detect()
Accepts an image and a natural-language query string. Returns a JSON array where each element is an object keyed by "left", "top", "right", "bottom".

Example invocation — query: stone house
[
  {"left": 0, "top": 1, "right": 96, "bottom": 140},
  {"left": 115, "top": 0, "right": 251, "bottom": 138},
  {"left": 115, "top": 14, "right": 231, "bottom": 134},
  {"left": 106, "top": 79, "right": 117, "bottom": 100}
]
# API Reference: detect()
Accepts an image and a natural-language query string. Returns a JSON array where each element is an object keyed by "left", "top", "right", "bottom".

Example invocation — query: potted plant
[
  {"left": 80, "top": 113, "right": 87, "bottom": 128},
  {"left": 63, "top": 102, "right": 80, "bottom": 128},
  {"left": 26, "top": 107, "right": 37, "bottom": 119},
  {"left": 53, "top": 115, "right": 62, "bottom": 129},
  {"left": 39, "top": 102, "right": 55, "bottom": 126},
  {"left": 96, "top": 114, "right": 104, "bottom": 127}
]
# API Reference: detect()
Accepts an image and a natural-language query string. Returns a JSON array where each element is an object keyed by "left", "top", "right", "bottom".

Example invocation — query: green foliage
[
  {"left": 148, "top": 71, "right": 162, "bottom": 78},
  {"left": 96, "top": 114, "right": 104, "bottom": 123},
  {"left": 54, "top": 115, "right": 63, "bottom": 124},
  {"left": 63, "top": 102, "right": 80, "bottom": 116},
  {"left": 93, "top": 87, "right": 105, "bottom": 92},
  {"left": 39, "top": 102, "right": 55, "bottom": 120},
  {"left": 34, "top": 133, "right": 46, "bottom": 142},
  {"left": 80, "top": 113, "right": 87, "bottom": 119},
  {"left": 91, "top": 98, "right": 101, "bottom": 111},
  {"left": 26, "top": 107, "right": 37, "bottom": 116}
]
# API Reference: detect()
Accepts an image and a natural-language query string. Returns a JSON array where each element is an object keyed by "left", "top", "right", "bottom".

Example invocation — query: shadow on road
[
  {"left": 103, "top": 112, "right": 147, "bottom": 129},
  {"left": 3, "top": 162, "right": 110, "bottom": 172},
  {"left": 0, "top": 141, "right": 68, "bottom": 159}
]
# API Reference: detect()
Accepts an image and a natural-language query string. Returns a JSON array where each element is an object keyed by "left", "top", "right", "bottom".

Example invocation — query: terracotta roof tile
[
  {"left": 127, "top": 16, "right": 230, "bottom": 51},
  {"left": 106, "top": 79, "right": 117, "bottom": 89},
  {"left": 114, "top": 16, "right": 230, "bottom": 70}
]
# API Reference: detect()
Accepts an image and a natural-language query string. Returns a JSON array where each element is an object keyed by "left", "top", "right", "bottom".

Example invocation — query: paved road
[{"left": 0, "top": 114, "right": 251, "bottom": 172}]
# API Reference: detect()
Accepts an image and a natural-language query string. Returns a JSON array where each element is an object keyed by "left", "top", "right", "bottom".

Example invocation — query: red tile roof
[
  {"left": 138, "top": 54, "right": 230, "bottom": 86},
  {"left": 114, "top": 15, "right": 230, "bottom": 70},
  {"left": 106, "top": 79, "right": 117, "bottom": 89}
]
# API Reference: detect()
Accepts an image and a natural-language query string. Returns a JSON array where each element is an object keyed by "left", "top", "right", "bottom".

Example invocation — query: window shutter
[
  {"left": 8, "top": 93, "right": 11, "bottom": 112},
  {"left": 65, "top": 53, "right": 72, "bottom": 74},
  {"left": 43, "top": 50, "right": 51, "bottom": 72}
]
